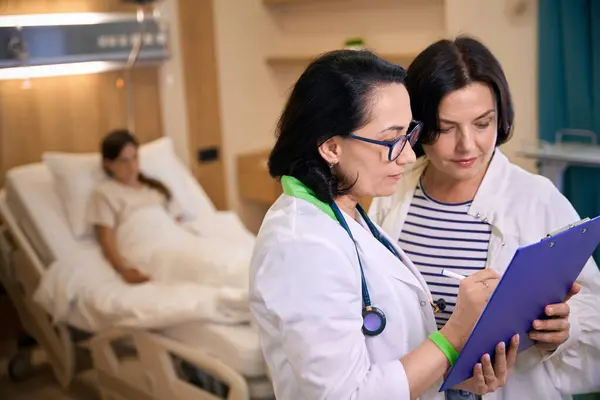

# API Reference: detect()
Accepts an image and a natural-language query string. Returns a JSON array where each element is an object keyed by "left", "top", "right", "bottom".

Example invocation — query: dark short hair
[
  {"left": 268, "top": 50, "right": 407, "bottom": 202},
  {"left": 406, "top": 36, "right": 514, "bottom": 157}
]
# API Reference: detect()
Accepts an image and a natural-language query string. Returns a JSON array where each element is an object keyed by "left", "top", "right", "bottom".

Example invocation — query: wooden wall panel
[
  {"left": 178, "top": 0, "right": 228, "bottom": 210},
  {"left": 0, "top": 67, "right": 163, "bottom": 183}
]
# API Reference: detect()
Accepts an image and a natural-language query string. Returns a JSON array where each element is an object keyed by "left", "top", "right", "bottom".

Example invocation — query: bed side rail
[
  {"left": 0, "top": 192, "right": 45, "bottom": 293},
  {"left": 90, "top": 328, "right": 250, "bottom": 400},
  {"left": 0, "top": 192, "right": 76, "bottom": 388}
]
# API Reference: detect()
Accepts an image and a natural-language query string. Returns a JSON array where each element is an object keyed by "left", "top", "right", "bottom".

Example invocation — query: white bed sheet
[{"left": 4, "top": 162, "right": 267, "bottom": 378}]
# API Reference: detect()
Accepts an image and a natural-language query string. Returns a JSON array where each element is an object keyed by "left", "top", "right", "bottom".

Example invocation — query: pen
[{"left": 440, "top": 269, "right": 467, "bottom": 281}]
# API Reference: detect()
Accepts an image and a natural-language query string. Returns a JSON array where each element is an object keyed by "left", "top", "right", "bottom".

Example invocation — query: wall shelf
[
  {"left": 263, "top": 0, "right": 439, "bottom": 5},
  {"left": 263, "top": 0, "right": 345, "bottom": 4},
  {"left": 266, "top": 53, "right": 416, "bottom": 68}
]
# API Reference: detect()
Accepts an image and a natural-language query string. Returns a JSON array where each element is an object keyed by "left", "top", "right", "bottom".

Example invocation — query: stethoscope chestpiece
[
  {"left": 329, "top": 201, "right": 388, "bottom": 337},
  {"left": 362, "top": 306, "right": 386, "bottom": 336}
]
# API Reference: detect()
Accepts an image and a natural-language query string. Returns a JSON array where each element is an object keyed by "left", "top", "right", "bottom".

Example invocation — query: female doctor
[
  {"left": 370, "top": 36, "right": 600, "bottom": 399},
  {"left": 249, "top": 49, "right": 519, "bottom": 400}
]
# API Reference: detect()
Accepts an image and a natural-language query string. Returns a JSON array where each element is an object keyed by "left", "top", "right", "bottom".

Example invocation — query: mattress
[{"left": 162, "top": 322, "right": 267, "bottom": 378}]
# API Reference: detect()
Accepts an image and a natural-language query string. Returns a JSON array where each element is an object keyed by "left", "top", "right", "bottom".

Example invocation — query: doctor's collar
[{"left": 281, "top": 175, "right": 336, "bottom": 221}]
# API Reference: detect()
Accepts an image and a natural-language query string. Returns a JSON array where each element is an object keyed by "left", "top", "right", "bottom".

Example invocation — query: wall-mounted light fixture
[
  {"left": 0, "top": 12, "right": 135, "bottom": 28},
  {"left": 0, "top": 11, "right": 170, "bottom": 80},
  {"left": 0, "top": 61, "right": 128, "bottom": 80},
  {"left": 1, "top": 1, "right": 168, "bottom": 133}
]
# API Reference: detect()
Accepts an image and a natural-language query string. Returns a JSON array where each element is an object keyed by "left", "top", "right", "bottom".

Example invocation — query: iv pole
[
  {"left": 123, "top": 5, "right": 147, "bottom": 135},
  {"left": 122, "top": 0, "right": 164, "bottom": 134}
]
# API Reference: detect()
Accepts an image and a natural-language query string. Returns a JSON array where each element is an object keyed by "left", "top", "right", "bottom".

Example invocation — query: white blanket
[
  {"left": 34, "top": 210, "right": 255, "bottom": 331},
  {"left": 117, "top": 207, "right": 254, "bottom": 289}
]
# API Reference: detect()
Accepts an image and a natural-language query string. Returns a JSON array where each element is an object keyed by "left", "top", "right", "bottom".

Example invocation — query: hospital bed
[{"left": 0, "top": 141, "right": 273, "bottom": 399}]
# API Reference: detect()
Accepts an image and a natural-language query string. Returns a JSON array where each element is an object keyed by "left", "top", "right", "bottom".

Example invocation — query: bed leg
[{"left": 17, "top": 331, "right": 38, "bottom": 350}]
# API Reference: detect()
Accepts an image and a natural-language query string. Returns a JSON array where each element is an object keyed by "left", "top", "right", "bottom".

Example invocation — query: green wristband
[{"left": 429, "top": 331, "right": 460, "bottom": 366}]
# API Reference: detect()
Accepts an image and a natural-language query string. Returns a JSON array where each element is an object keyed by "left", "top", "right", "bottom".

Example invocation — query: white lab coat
[
  {"left": 249, "top": 193, "right": 447, "bottom": 400},
  {"left": 370, "top": 149, "right": 600, "bottom": 400}
]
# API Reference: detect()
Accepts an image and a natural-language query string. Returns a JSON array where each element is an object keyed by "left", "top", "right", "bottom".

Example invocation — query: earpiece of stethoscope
[{"left": 362, "top": 306, "right": 386, "bottom": 336}]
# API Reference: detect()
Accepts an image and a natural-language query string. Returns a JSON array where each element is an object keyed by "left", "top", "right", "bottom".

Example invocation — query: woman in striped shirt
[{"left": 370, "top": 36, "right": 600, "bottom": 400}]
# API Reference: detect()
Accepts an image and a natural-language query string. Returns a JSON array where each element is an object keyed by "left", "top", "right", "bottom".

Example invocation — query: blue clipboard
[{"left": 440, "top": 215, "right": 600, "bottom": 392}]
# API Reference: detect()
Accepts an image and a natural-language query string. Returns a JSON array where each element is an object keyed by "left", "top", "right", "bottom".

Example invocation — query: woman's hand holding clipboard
[
  {"left": 441, "top": 268, "right": 520, "bottom": 394},
  {"left": 443, "top": 267, "right": 582, "bottom": 354},
  {"left": 439, "top": 216, "right": 600, "bottom": 392},
  {"left": 530, "top": 282, "right": 580, "bottom": 352}
]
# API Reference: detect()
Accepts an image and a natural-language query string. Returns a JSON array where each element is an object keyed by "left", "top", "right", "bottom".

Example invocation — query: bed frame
[{"left": 0, "top": 190, "right": 252, "bottom": 400}]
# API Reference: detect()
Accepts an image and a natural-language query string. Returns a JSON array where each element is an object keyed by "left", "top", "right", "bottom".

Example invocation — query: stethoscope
[{"left": 329, "top": 201, "right": 443, "bottom": 337}]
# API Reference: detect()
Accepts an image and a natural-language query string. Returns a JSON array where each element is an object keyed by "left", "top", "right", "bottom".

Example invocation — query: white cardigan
[{"left": 370, "top": 150, "right": 600, "bottom": 399}]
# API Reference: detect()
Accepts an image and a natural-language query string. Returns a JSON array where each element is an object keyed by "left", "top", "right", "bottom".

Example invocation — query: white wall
[
  {"left": 444, "top": 0, "right": 538, "bottom": 172},
  {"left": 212, "top": 0, "right": 282, "bottom": 213}
]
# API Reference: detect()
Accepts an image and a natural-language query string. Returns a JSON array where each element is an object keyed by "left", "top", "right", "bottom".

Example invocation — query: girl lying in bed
[
  {"left": 86, "top": 130, "right": 183, "bottom": 283},
  {"left": 87, "top": 130, "right": 253, "bottom": 287}
]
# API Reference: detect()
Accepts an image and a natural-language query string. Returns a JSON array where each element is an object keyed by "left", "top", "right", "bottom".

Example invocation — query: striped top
[{"left": 398, "top": 179, "right": 492, "bottom": 329}]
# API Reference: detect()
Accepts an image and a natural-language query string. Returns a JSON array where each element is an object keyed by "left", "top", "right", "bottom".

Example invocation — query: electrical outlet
[
  {"left": 156, "top": 33, "right": 167, "bottom": 45},
  {"left": 7, "top": 34, "right": 27, "bottom": 60},
  {"left": 197, "top": 147, "right": 219, "bottom": 163},
  {"left": 123, "top": 0, "right": 161, "bottom": 4},
  {"left": 118, "top": 34, "right": 128, "bottom": 47},
  {"left": 143, "top": 33, "right": 154, "bottom": 45}
]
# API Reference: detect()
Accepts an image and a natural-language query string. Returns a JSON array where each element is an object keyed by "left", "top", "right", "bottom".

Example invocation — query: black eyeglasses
[{"left": 349, "top": 120, "right": 423, "bottom": 161}]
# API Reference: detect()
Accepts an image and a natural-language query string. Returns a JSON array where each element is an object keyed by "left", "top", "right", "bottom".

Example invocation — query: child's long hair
[{"left": 101, "top": 130, "right": 172, "bottom": 201}]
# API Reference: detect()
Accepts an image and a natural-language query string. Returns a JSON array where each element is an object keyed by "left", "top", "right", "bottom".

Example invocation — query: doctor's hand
[
  {"left": 530, "top": 283, "right": 580, "bottom": 352},
  {"left": 119, "top": 267, "right": 151, "bottom": 284},
  {"left": 442, "top": 268, "right": 500, "bottom": 350},
  {"left": 453, "top": 334, "right": 520, "bottom": 395}
]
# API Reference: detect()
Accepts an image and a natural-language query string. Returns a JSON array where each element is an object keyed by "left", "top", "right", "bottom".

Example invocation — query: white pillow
[
  {"left": 137, "top": 138, "right": 205, "bottom": 221},
  {"left": 42, "top": 152, "right": 105, "bottom": 239},
  {"left": 43, "top": 137, "right": 202, "bottom": 239}
]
